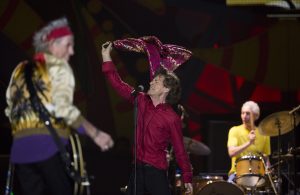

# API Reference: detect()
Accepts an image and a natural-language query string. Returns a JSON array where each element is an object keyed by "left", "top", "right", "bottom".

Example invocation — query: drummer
[{"left": 227, "top": 100, "right": 271, "bottom": 182}]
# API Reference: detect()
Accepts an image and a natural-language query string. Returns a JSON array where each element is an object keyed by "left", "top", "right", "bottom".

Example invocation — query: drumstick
[
  {"left": 249, "top": 111, "right": 255, "bottom": 131},
  {"left": 249, "top": 111, "right": 256, "bottom": 147}
]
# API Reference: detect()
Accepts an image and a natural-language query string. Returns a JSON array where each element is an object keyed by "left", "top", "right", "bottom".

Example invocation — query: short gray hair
[
  {"left": 242, "top": 101, "right": 260, "bottom": 120},
  {"left": 33, "top": 17, "right": 71, "bottom": 53}
]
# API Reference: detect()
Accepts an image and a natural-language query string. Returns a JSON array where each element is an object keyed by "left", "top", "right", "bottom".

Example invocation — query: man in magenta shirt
[{"left": 101, "top": 42, "right": 193, "bottom": 195}]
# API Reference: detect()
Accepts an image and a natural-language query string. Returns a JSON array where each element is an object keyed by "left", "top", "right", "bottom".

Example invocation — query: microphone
[
  {"left": 178, "top": 104, "right": 189, "bottom": 118},
  {"left": 131, "top": 85, "right": 144, "bottom": 97}
]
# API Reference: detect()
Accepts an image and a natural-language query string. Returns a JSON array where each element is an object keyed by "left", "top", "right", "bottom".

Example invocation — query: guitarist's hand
[
  {"left": 81, "top": 118, "right": 114, "bottom": 151},
  {"left": 93, "top": 130, "right": 114, "bottom": 152}
]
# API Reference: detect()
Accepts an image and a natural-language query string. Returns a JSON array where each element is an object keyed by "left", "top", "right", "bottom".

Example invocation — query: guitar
[
  {"left": 24, "top": 62, "right": 90, "bottom": 194},
  {"left": 69, "top": 132, "right": 90, "bottom": 195},
  {"left": 3, "top": 133, "right": 88, "bottom": 195}
]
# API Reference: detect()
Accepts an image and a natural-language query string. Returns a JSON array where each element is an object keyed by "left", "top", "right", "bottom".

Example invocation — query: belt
[{"left": 136, "top": 161, "right": 153, "bottom": 167}]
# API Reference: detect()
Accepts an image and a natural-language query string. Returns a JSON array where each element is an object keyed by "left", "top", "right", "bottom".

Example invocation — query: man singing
[{"left": 101, "top": 41, "right": 193, "bottom": 195}]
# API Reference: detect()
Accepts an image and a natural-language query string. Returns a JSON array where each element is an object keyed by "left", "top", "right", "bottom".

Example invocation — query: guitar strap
[{"left": 24, "top": 61, "right": 82, "bottom": 183}]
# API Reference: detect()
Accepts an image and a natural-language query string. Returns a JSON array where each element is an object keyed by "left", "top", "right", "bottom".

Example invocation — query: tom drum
[{"left": 235, "top": 155, "right": 265, "bottom": 188}]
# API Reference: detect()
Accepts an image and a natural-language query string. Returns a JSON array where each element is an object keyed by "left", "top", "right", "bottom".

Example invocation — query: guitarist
[{"left": 5, "top": 17, "right": 114, "bottom": 195}]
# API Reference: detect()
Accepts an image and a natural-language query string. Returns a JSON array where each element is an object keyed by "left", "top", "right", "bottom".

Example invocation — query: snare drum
[
  {"left": 192, "top": 175, "right": 224, "bottom": 194},
  {"left": 195, "top": 181, "right": 244, "bottom": 195},
  {"left": 235, "top": 155, "right": 265, "bottom": 187}
]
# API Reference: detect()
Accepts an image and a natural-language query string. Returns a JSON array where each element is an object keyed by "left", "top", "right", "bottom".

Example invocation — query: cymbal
[
  {"left": 258, "top": 111, "right": 300, "bottom": 137},
  {"left": 271, "top": 153, "right": 300, "bottom": 160},
  {"left": 291, "top": 147, "right": 300, "bottom": 154},
  {"left": 183, "top": 137, "right": 211, "bottom": 155}
]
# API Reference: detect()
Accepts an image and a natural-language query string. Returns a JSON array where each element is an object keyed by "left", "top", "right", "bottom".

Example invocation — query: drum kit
[
  {"left": 257, "top": 110, "right": 299, "bottom": 195},
  {"left": 174, "top": 108, "right": 300, "bottom": 195},
  {"left": 172, "top": 137, "right": 246, "bottom": 195},
  {"left": 183, "top": 137, "right": 211, "bottom": 156}
]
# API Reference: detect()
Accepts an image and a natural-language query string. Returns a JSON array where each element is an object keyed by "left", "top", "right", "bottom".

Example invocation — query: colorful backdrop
[{"left": 1, "top": 0, "right": 299, "bottom": 194}]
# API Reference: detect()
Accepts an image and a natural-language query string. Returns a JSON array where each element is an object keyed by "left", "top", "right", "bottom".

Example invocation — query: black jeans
[
  {"left": 126, "top": 163, "right": 171, "bottom": 195},
  {"left": 15, "top": 152, "right": 73, "bottom": 195}
]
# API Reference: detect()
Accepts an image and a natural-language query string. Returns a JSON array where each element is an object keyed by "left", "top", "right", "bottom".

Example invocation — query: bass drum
[
  {"left": 195, "top": 181, "right": 244, "bottom": 195},
  {"left": 192, "top": 175, "right": 224, "bottom": 194}
]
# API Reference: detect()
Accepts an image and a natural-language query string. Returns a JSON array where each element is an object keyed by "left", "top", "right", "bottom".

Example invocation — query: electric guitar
[
  {"left": 3, "top": 133, "right": 89, "bottom": 195},
  {"left": 69, "top": 132, "right": 90, "bottom": 195}
]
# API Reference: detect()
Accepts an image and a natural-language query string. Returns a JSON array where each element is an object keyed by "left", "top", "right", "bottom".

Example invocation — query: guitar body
[
  {"left": 69, "top": 133, "right": 89, "bottom": 195},
  {"left": 4, "top": 133, "right": 87, "bottom": 195}
]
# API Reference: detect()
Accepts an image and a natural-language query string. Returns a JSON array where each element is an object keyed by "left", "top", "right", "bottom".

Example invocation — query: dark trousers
[
  {"left": 126, "top": 163, "right": 171, "bottom": 195},
  {"left": 15, "top": 152, "right": 73, "bottom": 195}
]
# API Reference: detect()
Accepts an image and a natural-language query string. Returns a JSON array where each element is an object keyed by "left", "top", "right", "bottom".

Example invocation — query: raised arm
[
  {"left": 101, "top": 42, "right": 135, "bottom": 102},
  {"left": 102, "top": 42, "right": 113, "bottom": 62}
]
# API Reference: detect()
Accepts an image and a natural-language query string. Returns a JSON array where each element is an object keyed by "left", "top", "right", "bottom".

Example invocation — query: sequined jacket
[{"left": 5, "top": 53, "right": 83, "bottom": 140}]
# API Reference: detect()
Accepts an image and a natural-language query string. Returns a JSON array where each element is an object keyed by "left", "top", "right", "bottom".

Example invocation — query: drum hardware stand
[
  {"left": 274, "top": 117, "right": 283, "bottom": 195},
  {"left": 246, "top": 182, "right": 262, "bottom": 195},
  {"left": 245, "top": 154, "right": 279, "bottom": 195},
  {"left": 269, "top": 159, "right": 284, "bottom": 170},
  {"left": 289, "top": 105, "right": 300, "bottom": 195},
  {"left": 282, "top": 171, "right": 296, "bottom": 188},
  {"left": 261, "top": 156, "right": 278, "bottom": 195},
  {"left": 259, "top": 109, "right": 300, "bottom": 195},
  {"left": 269, "top": 157, "right": 299, "bottom": 194}
]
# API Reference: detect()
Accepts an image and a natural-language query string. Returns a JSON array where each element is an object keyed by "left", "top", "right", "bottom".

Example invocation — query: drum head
[
  {"left": 193, "top": 175, "right": 224, "bottom": 194},
  {"left": 236, "top": 155, "right": 261, "bottom": 162},
  {"left": 196, "top": 175, "right": 223, "bottom": 180},
  {"left": 236, "top": 174, "right": 266, "bottom": 187},
  {"left": 196, "top": 181, "right": 244, "bottom": 195}
]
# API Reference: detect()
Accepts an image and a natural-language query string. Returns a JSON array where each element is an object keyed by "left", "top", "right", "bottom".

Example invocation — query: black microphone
[
  {"left": 178, "top": 104, "right": 189, "bottom": 118},
  {"left": 131, "top": 85, "right": 144, "bottom": 97}
]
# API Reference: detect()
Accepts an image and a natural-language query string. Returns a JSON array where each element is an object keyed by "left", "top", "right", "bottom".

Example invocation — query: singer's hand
[
  {"left": 131, "top": 85, "right": 144, "bottom": 97},
  {"left": 101, "top": 41, "right": 113, "bottom": 62},
  {"left": 184, "top": 183, "right": 193, "bottom": 194}
]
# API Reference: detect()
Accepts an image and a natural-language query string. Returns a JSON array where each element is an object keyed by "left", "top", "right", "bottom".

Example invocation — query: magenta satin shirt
[{"left": 103, "top": 61, "right": 192, "bottom": 183}]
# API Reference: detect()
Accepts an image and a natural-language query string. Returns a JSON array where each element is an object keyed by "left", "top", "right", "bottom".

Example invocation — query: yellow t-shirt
[{"left": 227, "top": 124, "right": 271, "bottom": 175}]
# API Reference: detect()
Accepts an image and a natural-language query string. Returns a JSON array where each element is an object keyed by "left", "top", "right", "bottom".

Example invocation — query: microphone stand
[
  {"left": 133, "top": 94, "right": 138, "bottom": 195},
  {"left": 130, "top": 85, "right": 144, "bottom": 195}
]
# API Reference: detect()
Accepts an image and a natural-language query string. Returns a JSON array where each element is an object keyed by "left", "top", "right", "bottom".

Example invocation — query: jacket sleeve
[
  {"left": 102, "top": 61, "right": 135, "bottom": 103},
  {"left": 170, "top": 117, "right": 193, "bottom": 183},
  {"left": 48, "top": 61, "right": 83, "bottom": 129}
]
